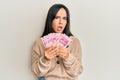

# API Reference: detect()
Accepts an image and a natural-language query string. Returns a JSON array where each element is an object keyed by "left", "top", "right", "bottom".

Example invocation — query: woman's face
[{"left": 52, "top": 8, "right": 67, "bottom": 33}]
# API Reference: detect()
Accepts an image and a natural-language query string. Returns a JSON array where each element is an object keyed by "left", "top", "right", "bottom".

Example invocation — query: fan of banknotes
[{"left": 41, "top": 33, "right": 72, "bottom": 48}]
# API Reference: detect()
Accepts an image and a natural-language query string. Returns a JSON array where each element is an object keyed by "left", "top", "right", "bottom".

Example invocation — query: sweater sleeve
[
  {"left": 32, "top": 38, "right": 51, "bottom": 77},
  {"left": 63, "top": 37, "right": 83, "bottom": 78}
]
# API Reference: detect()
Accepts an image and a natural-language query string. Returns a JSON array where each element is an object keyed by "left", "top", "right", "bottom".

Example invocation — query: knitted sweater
[{"left": 32, "top": 36, "right": 83, "bottom": 80}]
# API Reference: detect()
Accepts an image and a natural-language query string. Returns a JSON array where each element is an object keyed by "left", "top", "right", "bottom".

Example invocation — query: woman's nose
[{"left": 59, "top": 18, "right": 63, "bottom": 24}]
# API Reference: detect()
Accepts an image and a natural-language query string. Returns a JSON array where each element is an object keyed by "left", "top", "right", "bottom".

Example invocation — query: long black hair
[{"left": 41, "top": 4, "right": 73, "bottom": 37}]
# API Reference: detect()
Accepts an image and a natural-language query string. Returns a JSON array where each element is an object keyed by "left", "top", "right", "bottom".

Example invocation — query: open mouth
[{"left": 57, "top": 26, "right": 62, "bottom": 31}]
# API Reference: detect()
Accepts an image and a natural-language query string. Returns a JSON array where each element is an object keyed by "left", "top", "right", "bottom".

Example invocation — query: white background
[{"left": 0, "top": 0, "right": 120, "bottom": 80}]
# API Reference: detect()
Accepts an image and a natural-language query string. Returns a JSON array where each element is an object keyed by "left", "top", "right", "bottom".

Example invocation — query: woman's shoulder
[
  {"left": 33, "top": 38, "right": 43, "bottom": 47},
  {"left": 69, "top": 36, "right": 81, "bottom": 47},
  {"left": 70, "top": 36, "right": 80, "bottom": 42},
  {"left": 34, "top": 38, "right": 42, "bottom": 43}
]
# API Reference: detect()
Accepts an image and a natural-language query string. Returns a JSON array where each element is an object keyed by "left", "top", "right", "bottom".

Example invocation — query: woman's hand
[
  {"left": 58, "top": 46, "right": 69, "bottom": 60},
  {"left": 44, "top": 45, "right": 59, "bottom": 61}
]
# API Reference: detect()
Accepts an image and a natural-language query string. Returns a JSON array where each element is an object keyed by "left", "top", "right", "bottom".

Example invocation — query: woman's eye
[
  {"left": 63, "top": 17, "right": 67, "bottom": 20},
  {"left": 55, "top": 16, "right": 59, "bottom": 19},
  {"left": 55, "top": 16, "right": 67, "bottom": 20}
]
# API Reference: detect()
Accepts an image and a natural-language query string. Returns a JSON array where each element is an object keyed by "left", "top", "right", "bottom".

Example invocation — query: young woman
[{"left": 32, "top": 4, "right": 83, "bottom": 80}]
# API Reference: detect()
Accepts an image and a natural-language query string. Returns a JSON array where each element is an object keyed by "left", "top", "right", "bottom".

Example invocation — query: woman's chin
[{"left": 55, "top": 31, "right": 63, "bottom": 34}]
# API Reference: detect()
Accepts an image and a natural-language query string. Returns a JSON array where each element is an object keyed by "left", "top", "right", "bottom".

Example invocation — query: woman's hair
[{"left": 41, "top": 4, "right": 73, "bottom": 37}]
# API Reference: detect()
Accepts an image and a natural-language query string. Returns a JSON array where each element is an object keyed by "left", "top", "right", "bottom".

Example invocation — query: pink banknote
[{"left": 41, "top": 33, "right": 72, "bottom": 48}]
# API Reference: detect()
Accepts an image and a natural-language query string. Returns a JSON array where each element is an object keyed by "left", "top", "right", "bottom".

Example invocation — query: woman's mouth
[{"left": 57, "top": 26, "right": 62, "bottom": 31}]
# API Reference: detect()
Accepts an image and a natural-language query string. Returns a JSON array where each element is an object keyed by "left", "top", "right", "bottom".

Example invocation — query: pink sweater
[{"left": 32, "top": 36, "right": 83, "bottom": 80}]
